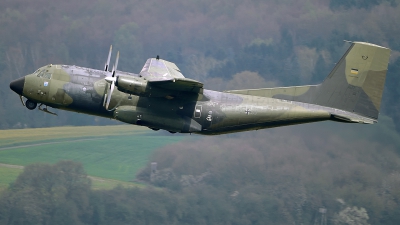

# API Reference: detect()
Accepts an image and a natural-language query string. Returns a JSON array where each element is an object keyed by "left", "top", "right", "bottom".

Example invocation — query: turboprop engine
[
  {"left": 116, "top": 76, "right": 148, "bottom": 95},
  {"left": 105, "top": 75, "right": 170, "bottom": 98}
]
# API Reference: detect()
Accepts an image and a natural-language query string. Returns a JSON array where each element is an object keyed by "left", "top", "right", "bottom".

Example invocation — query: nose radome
[{"left": 10, "top": 77, "right": 25, "bottom": 95}]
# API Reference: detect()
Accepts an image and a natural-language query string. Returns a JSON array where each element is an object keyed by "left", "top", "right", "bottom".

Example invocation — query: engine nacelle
[{"left": 116, "top": 76, "right": 149, "bottom": 96}]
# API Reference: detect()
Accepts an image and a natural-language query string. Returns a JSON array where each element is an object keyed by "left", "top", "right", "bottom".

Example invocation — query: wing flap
[{"left": 152, "top": 77, "right": 203, "bottom": 93}]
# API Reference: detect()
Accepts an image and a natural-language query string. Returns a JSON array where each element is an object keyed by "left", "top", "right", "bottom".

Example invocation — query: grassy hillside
[
  {"left": 0, "top": 164, "right": 142, "bottom": 191},
  {"left": 0, "top": 165, "right": 22, "bottom": 190},
  {"left": 0, "top": 125, "right": 184, "bottom": 182}
]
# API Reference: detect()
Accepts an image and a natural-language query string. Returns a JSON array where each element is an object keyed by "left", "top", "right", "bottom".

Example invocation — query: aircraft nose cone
[{"left": 10, "top": 77, "right": 25, "bottom": 95}]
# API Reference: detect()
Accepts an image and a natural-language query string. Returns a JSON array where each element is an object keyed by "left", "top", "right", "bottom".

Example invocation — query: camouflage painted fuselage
[
  {"left": 20, "top": 64, "right": 334, "bottom": 134},
  {"left": 11, "top": 42, "right": 391, "bottom": 134}
]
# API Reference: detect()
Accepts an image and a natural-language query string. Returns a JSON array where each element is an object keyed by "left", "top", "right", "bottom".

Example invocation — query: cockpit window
[
  {"left": 43, "top": 72, "right": 52, "bottom": 79},
  {"left": 37, "top": 70, "right": 45, "bottom": 77},
  {"left": 37, "top": 70, "right": 52, "bottom": 79},
  {"left": 33, "top": 69, "right": 40, "bottom": 75}
]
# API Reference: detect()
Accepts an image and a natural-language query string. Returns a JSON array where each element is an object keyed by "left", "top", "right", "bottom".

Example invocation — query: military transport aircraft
[{"left": 10, "top": 42, "right": 390, "bottom": 135}]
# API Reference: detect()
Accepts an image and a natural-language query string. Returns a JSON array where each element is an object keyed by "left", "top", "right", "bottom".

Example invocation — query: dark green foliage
[
  {"left": 1, "top": 117, "right": 400, "bottom": 224},
  {"left": 0, "top": 161, "right": 254, "bottom": 224},
  {"left": 311, "top": 54, "right": 328, "bottom": 84},
  {"left": 0, "top": 161, "right": 91, "bottom": 225},
  {"left": 0, "top": 0, "right": 400, "bottom": 129},
  {"left": 113, "top": 22, "right": 143, "bottom": 72},
  {"left": 1, "top": 1, "right": 400, "bottom": 223},
  {"left": 329, "top": 0, "right": 396, "bottom": 10},
  {"left": 383, "top": 57, "right": 400, "bottom": 131},
  {"left": 209, "top": 31, "right": 300, "bottom": 86},
  {"left": 136, "top": 120, "right": 400, "bottom": 224}
]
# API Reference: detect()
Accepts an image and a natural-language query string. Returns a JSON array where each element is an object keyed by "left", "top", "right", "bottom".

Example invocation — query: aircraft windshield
[
  {"left": 33, "top": 69, "right": 41, "bottom": 75},
  {"left": 36, "top": 69, "right": 52, "bottom": 79}
]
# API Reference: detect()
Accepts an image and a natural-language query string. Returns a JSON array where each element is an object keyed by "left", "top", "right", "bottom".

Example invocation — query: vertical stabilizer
[{"left": 313, "top": 42, "right": 390, "bottom": 119}]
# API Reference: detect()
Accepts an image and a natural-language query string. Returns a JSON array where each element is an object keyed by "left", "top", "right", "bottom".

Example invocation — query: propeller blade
[
  {"left": 105, "top": 81, "right": 115, "bottom": 110},
  {"left": 112, "top": 51, "right": 120, "bottom": 77},
  {"left": 104, "top": 45, "right": 112, "bottom": 72},
  {"left": 105, "top": 50, "right": 119, "bottom": 110}
]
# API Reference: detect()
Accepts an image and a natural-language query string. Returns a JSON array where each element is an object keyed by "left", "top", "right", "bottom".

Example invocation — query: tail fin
[
  {"left": 313, "top": 42, "right": 390, "bottom": 119},
  {"left": 224, "top": 42, "right": 390, "bottom": 120}
]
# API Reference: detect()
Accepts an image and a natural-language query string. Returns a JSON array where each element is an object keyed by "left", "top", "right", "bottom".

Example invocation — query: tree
[{"left": 0, "top": 161, "right": 91, "bottom": 225}]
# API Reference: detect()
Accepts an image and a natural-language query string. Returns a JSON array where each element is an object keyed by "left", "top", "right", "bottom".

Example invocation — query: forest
[
  {"left": 1, "top": 120, "right": 400, "bottom": 224},
  {"left": 1, "top": 0, "right": 400, "bottom": 130},
  {"left": 0, "top": 0, "right": 400, "bottom": 224}
]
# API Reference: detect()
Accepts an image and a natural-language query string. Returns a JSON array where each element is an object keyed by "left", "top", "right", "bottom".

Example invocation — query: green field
[
  {"left": 0, "top": 165, "right": 142, "bottom": 191},
  {"left": 0, "top": 125, "right": 184, "bottom": 189},
  {"left": 0, "top": 166, "right": 23, "bottom": 190}
]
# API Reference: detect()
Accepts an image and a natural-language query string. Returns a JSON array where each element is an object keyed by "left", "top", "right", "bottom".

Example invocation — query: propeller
[
  {"left": 104, "top": 51, "right": 119, "bottom": 110},
  {"left": 104, "top": 45, "right": 112, "bottom": 72}
]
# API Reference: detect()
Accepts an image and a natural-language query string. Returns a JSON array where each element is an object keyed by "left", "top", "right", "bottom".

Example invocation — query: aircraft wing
[{"left": 139, "top": 58, "right": 203, "bottom": 93}]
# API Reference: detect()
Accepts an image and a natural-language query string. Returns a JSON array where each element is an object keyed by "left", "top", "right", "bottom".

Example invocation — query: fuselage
[
  {"left": 10, "top": 42, "right": 390, "bottom": 134},
  {"left": 11, "top": 64, "right": 336, "bottom": 135}
]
